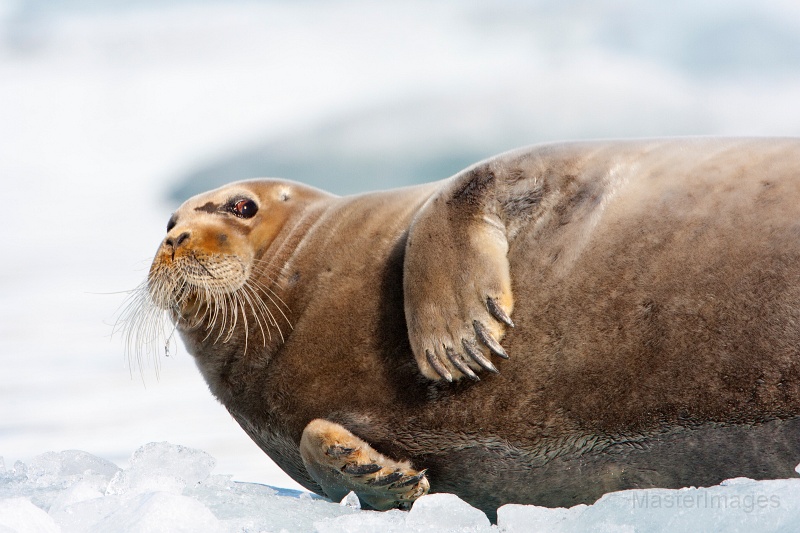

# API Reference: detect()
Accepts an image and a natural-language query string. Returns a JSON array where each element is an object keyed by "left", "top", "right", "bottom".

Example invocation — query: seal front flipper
[
  {"left": 404, "top": 166, "right": 514, "bottom": 381},
  {"left": 299, "top": 419, "right": 430, "bottom": 510}
]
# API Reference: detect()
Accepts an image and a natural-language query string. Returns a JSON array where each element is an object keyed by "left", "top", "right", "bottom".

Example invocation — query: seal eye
[{"left": 231, "top": 199, "right": 258, "bottom": 219}]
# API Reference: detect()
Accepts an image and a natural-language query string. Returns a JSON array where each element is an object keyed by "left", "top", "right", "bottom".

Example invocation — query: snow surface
[
  {"left": 2, "top": 442, "right": 800, "bottom": 533},
  {"left": 3, "top": 0, "right": 800, "bottom": 531}
]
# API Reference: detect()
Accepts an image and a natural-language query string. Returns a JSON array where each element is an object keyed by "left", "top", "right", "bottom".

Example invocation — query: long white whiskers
[{"left": 117, "top": 252, "right": 293, "bottom": 374}]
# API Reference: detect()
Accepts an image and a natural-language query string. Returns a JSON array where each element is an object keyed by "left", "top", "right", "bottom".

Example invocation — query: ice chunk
[
  {"left": 192, "top": 479, "right": 352, "bottom": 532},
  {"left": 0, "top": 497, "right": 60, "bottom": 533},
  {"left": 315, "top": 509, "right": 408, "bottom": 533},
  {"left": 49, "top": 490, "right": 125, "bottom": 533},
  {"left": 48, "top": 477, "right": 106, "bottom": 513},
  {"left": 406, "top": 493, "right": 492, "bottom": 531},
  {"left": 497, "top": 503, "right": 588, "bottom": 533},
  {"left": 11, "top": 462, "right": 27, "bottom": 482},
  {"left": 27, "top": 450, "right": 120, "bottom": 488},
  {"left": 720, "top": 477, "right": 755, "bottom": 486},
  {"left": 0, "top": 451, "right": 116, "bottom": 515},
  {"left": 497, "top": 480, "right": 800, "bottom": 533},
  {"left": 4, "top": 442, "right": 800, "bottom": 533},
  {"left": 106, "top": 442, "right": 215, "bottom": 496},
  {"left": 339, "top": 491, "right": 361, "bottom": 510},
  {"left": 91, "top": 491, "right": 223, "bottom": 533},
  {"left": 316, "top": 493, "right": 493, "bottom": 533}
]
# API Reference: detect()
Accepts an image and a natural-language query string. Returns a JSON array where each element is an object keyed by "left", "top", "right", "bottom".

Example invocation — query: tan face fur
[{"left": 146, "top": 180, "right": 304, "bottom": 345}]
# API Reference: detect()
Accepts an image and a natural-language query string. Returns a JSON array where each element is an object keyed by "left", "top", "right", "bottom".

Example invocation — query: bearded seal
[{"left": 127, "top": 138, "right": 800, "bottom": 520}]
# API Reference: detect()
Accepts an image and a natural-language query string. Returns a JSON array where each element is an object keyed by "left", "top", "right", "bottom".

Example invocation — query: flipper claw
[
  {"left": 446, "top": 347, "right": 480, "bottom": 381},
  {"left": 487, "top": 296, "right": 515, "bottom": 328},
  {"left": 473, "top": 320, "right": 510, "bottom": 359},
  {"left": 327, "top": 445, "right": 355, "bottom": 458},
  {"left": 367, "top": 471, "right": 405, "bottom": 486},
  {"left": 343, "top": 463, "right": 383, "bottom": 475},
  {"left": 426, "top": 349, "right": 453, "bottom": 382},
  {"left": 461, "top": 339, "right": 499, "bottom": 373},
  {"left": 392, "top": 469, "right": 428, "bottom": 488}
]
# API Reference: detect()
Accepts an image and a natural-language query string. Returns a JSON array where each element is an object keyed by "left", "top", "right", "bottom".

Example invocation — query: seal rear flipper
[
  {"left": 299, "top": 419, "right": 430, "bottom": 510},
  {"left": 404, "top": 166, "right": 515, "bottom": 382}
]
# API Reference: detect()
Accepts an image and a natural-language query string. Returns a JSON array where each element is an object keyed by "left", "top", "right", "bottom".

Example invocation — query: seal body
[{"left": 144, "top": 138, "right": 800, "bottom": 519}]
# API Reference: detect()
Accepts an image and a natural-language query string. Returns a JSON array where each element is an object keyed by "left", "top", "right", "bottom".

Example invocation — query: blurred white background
[{"left": 2, "top": 0, "right": 800, "bottom": 492}]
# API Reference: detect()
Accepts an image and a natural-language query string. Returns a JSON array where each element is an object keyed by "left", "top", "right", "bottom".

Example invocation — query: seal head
[{"left": 146, "top": 179, "right": 328, "bottom": 351}]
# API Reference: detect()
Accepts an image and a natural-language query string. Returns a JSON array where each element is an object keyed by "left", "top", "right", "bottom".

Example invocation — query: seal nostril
[
  {"left": 166, "top": 231, "right": 190, "bottom": 250},
  {"left": 175, "top": 232, "right": 190, "bottom": 248}
]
